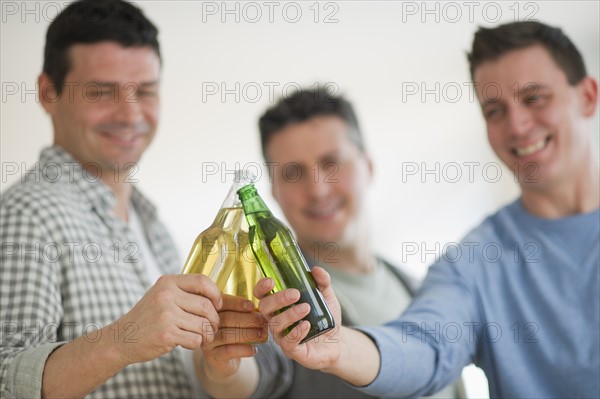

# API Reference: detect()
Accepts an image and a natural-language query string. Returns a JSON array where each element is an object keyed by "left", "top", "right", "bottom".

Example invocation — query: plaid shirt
[{"left": 0, "top": 146, "right": 195, "bottom": 398}]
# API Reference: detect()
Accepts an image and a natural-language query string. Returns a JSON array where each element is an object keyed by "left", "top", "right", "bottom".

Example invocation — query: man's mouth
[
  {"left": 512, "top": 136, "right": 551, "bottom": 157},
  {"left": 100, "top": 131, "right": 143, "bottom": 144},
  {"left": 305, "top": 202, "right": 342, "bottom": 220},
  {"left": 96, "top": 122, "right": 151, "bottom": 146}
]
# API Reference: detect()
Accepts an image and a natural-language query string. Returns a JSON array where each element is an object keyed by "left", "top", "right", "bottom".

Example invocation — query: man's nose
[
  {"left": 506, "top": 104, "right": 535, "bottom": 138},
  {"left": 115, "top": 89, "right": 143, "bottom": 124},
  {"left": 306, "top": 169, "right": 332, "bottom": 199}
]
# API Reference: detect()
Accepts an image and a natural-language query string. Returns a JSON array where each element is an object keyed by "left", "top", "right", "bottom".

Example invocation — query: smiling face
[
  {"left": 474, "top": 45, "right": 596, "bottom": 192},
  {"left": 40, "top": 42, "right": 160, "bottom": 173},
  {"left": 266, "top": 116, "right": 373, "bottom": 250}
]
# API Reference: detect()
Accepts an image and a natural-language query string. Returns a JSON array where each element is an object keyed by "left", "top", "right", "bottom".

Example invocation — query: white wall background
[{"left": 1, "top": 1, "right": 599, "bottom": 396}]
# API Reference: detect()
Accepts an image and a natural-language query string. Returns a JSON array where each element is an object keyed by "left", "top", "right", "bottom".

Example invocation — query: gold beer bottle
[
  {"left": 222, "top": 210, "right": 261, "bottom": 307},
  {"left": 182, "top": 172, "right": 261, "bottom": 306}
]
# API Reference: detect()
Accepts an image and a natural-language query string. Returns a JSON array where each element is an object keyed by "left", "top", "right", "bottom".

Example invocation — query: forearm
[
  {"left": 322, "top": 326, "right": 380, "bottom": 387},
  {"left": 41, "top": 323, "right": 129, "bottom": 398},
  {"left": 194, "top": 352, "right": 258, "bottom": 399}
]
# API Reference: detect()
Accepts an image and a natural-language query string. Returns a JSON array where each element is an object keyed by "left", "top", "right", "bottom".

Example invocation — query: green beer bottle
[{"left": 237, "top": 183, "right": 335, "bottom": 343}]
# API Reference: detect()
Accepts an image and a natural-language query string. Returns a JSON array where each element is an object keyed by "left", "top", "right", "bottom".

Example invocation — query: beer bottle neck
[
  {"left": 220, "top": 170, "right": 251, "bottom": 209},
  {"left": 237, "top": 184, "right": 272, "bottom": 219}
]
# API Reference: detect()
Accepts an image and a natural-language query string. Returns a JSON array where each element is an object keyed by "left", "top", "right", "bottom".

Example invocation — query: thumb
[
  {"left": 311, "top": 266, "right": 331, "bottom": 290},
  {"left": 311, "top": 266, "right": 337, "bottom": 304},
  {"left": 311, "top": 266, "right": 342, "bottom": 325}
]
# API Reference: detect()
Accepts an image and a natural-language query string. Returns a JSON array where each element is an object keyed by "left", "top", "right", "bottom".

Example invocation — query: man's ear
[
  {"left": 365, "top": 153, "right": 374, "bottom": 184},
  {"left": 577, "top": 76, "right": 598, "bottom": 118},
  {"left": 266, "top": 156, "right": 280, "bottom": 200},
  {"left": 38, "top": 73, "right": 59, "bottom": 115},
  {"left": 271, "top": 176, "right": 279, "bottom": 201}
]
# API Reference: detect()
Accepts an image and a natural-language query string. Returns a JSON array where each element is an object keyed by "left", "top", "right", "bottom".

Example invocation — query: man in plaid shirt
[{"left": 0, "top": 1, "right": 289, "bottom": 397}]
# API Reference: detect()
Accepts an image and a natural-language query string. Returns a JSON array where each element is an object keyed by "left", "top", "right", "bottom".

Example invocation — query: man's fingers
[
  {"left": 177, "top": 329, "right": 205, "bottom": 350},
  {"left": 221, "top": 294, "right": 255, "bottom": 312},
  {"left": 213, "top": 327, "right": 268, "bottom": 345},
  {"left": 172, "top": 274, "right": 223, "bottom": 310},
  {"left": 253, "top": 278, "right": 274, "bottom": 300},
  {"left": 177, "top": 291, "right": 220, "bottom": 329},
  {"left": 205, "top": 344, "right": 257, "bottom": 362},
  {"left": 219, "top": 310, "right": 264, "bottom": 328},
  {"left": 267, "top": 302, "right": 310, "bottom": 338},
  {"left": 176, "top": 308, "right": 217, "bottom": 339},
  {"left": 279, "top": 320, "right": 310, "bottom": 353},
  {"left": 258, "top": 288, "right": 300, "bottom": 317},
  {"left": 310, "top": 266, "right": 331, "bottom": 290},
  {"left": 310, "top": 266, "right": 341, "bottom": 323}
]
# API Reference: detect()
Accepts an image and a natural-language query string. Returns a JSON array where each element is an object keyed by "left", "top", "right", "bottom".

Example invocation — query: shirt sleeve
[
  {"left": 2, "top": 343, "right": 66, "bottom": 399},
  {"left": 355, "top": 251, "right": 482, "bottom": 398},
  {"left": 1, "top": 207, "right": 65, "bottom": 398}
]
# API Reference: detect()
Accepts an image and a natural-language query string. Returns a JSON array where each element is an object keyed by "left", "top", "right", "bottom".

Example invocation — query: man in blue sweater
[{"left": 254, "top": 21, "right": 599, "bottom": 397}]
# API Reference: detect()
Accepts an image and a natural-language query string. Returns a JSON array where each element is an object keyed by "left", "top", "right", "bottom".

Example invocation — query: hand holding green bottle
[{"left": 253, "top": 266, "right": 345, "bottom": 370}]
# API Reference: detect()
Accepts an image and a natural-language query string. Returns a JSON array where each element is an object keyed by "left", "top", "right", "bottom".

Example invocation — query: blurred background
[{"left": 1, "top": 1, "right": 598, "bottom": 396}]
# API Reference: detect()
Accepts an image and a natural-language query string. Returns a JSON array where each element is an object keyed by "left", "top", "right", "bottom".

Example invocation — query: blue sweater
[{"left": 359, "top": 199, "right": 599, "bottom": 398}]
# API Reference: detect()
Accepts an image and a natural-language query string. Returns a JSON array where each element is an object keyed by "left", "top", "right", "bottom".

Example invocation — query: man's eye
[
  {"left": 281, "top": 164, "right": 303, "bottom": 182},
  {"left": 138, "top": 90, "right": 157, "bottom": 97},
  {"left": 484, "top": 107, "right": 501, "bottom": 119},
  {"left": 524, "top": 95, "right": 540, "bottom": 103},
  {"left": 85, "top": 90, "right": 113, "bottom": 100},
  {"left": 524, "top": 94, "right": 548, "bottom": 106},
  {"left": 322, "top": 161, "right": 339, "bottom": 171}
]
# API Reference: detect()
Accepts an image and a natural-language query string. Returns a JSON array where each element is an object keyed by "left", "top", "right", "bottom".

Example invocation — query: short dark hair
[
  {"left": 43, "top": 0, "right": 161, "bottom": 95},
  {"left": 259, "top": 87, "right": 364, "bottom": 161},
  {"left": 468, "top": 21, "right": 586, "bottom": 85}
]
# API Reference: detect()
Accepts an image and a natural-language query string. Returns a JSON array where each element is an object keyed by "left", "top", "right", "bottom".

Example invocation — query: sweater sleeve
[{"left": 355, "top": 250, "right": 481, "bottom": 398}]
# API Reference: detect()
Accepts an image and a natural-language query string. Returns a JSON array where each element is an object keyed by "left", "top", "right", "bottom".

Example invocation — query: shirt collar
[
  {"left": 131, "top": 185, "right": 157, "bottom": 221},
  {"left": 39, "top": 145, "right": 114, "bottom": 210},
  {"left": 38, "top": 145, "right": 157, "bottom": 221}
]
